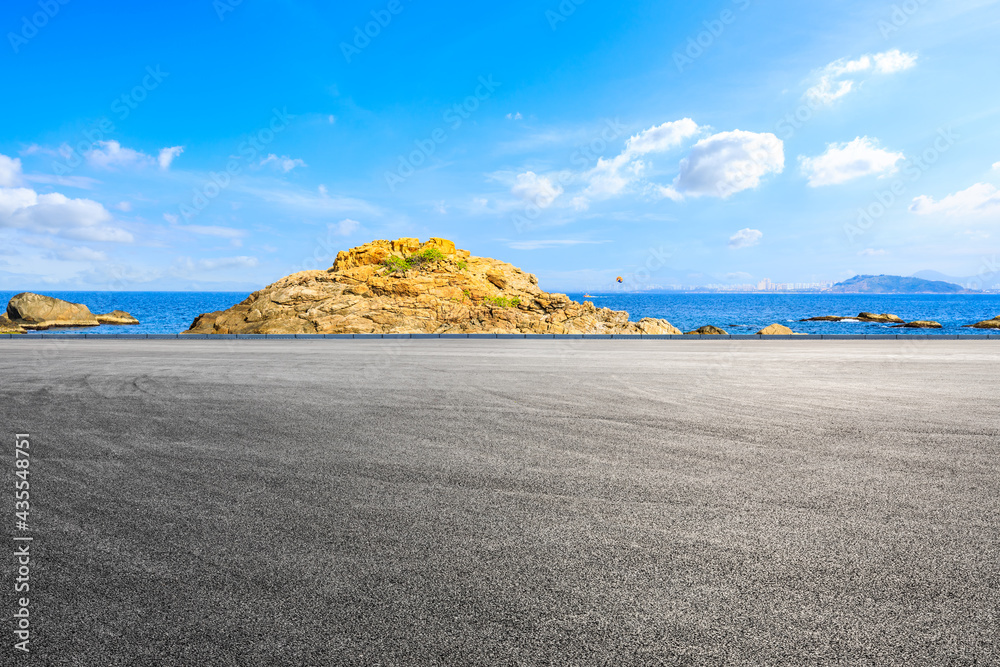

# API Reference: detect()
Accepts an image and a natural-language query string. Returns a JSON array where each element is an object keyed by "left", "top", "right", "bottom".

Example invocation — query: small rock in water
[
  {"left": 892, "top": 320, "right": 943, "bottom": 329},
  {"left": 964, "top": 315, "right": 1000, "bottom": 329},
  {"left": 684, "top": 325, "right": 728, "bottom": 335},
  {"left": 756, "top": 323, "right": 803, "bottom": 335}
]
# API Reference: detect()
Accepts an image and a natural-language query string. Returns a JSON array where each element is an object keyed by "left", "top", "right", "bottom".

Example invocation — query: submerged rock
[
  {"left": 892, "top": 320, "right": 943, "bottom": 329},
  {"left": 183, "top": 238, "right": 684, "bottom": 335},
  {"left": 0, "top": 314, "right": 25, "bottom": 333},
  {"left": 800, "top": 312, "right": 904, "bottom": 323},
  {"left": 800, "top": 315, "right": 845, "bottom": 322},
  {"left": 685, "top": 325, "right": 728, "bottom": 335},
  {"left": 857, "top": 312, "right": 905, "bottom": 323},
  {"left": 96, "top": 310, "right": 140, "bottom": 325},
  {"left": 964, "top": 316, "right": 1000, "bottom": 329}
]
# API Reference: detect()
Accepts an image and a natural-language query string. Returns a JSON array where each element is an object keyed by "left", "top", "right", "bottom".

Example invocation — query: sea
[{"left": 2, "top": 290, "right": 1000, "bottom": 335}]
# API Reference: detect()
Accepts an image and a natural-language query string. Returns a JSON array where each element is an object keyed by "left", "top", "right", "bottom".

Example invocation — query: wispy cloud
[
  {"left": 85, "top": 141, "right": 184, "bottom": 171},
  {"left": 805, "top": 49, "right": 918, "bottom": 105},
  {"left": 506, "top": 239, "right": 610, "bottom": 250},
  {"left": 800, "top": 137, "right": 904, "bottom": 186},
  {"left": 910, "top": 182, "right": 1000, "bottom": 217},
  {"left": 258, "top": 154, "right": 306, "bottom": 172},
  {"left": 728, "top": 228, "right": 763, "bottom": 248}
]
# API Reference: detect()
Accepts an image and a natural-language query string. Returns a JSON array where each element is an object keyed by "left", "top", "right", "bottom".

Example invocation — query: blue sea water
[
  {"left": 2, "top": 290, "right": 999, "bottom": 335},
  {"left": 0, "top": 291, "right": 250, "bottom": 335},
  {"left": 566, "top": 293, "right": 1000, "bottom": 335}
]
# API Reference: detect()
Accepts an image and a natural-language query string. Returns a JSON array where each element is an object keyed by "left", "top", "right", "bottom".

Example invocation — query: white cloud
[
  {"left": 158, "top": 146, "right": 184, "bottom": 169},
  {"left": 116, "top": 201, "right": 132, "bottom": 212},
  {"left": 583, "top": 155, "right": 635, "bottom": 198},
  {"left": 57, "top": 246, "right": 108, "bottom": 261},
  {"left": 237, "top": 184, "right": 380, "bottom": 218},
  {"left": 649, "top": 184, "right": 685, "bottom": 202},
  {"left": 805, "top": 77, "right": 856, "bottom": 105},
  {"left": 873, "top": 49, "right": 918, "bottom": 74},
  {"left": 805, "top": 50, "right": 917, "bottom": 105},
  {"left": 3, "top": 151, "right": 97, "bottom": 189},
  {"left": 728, "top": 228, "right": 763, "bottom": 249},
  {"left": 84, "top": 141, "right": 183, "bottom": 171},
  {"left": 329, "top": 218, "right": 360, "bottom": 236},
  {"left": 799, "top": 137, "right": 904, "bottom": 186},
  {"left": 511, "top": 171, "right": 563, "bottom": 208},
  {"left": 623, "top": 118, "right": 701, "bottom": 157},
  {"left": 0, "top": 187, "right": 133, "bottom": 243},
  {"left": 22, "top": 173, "right": 99, "bottom": 189},
  {"left": 580, "top": 118, "right": 702, "bottom": 199},
  {"left": 858, "top": 248, "right": 887, "bottom": 256},
  {"left": 172, "top": 224, "right": 245, "bottom": 239},
  {"left": 992, "top": 162, "right": 1000, "bottom": 171},
  {"left": 175, "top": 256, "right": 259, "bottom": 272},
  {"left": 670, "top": 130, "right": 784, "bottom": 199},
  {"left": 0, "top": 154, "right": 23, "bottom": 186},
  {"left": 506, "top": 112, "right": 523, "bottom": 120},
  {"left": 259, "top": 154, "right": 306, "bottom": 172},
  {"left": 85, "top": 141, "right": 154, "bottom": 170},
  {"left": 197, "top": 256, "right": 258, "bottom": 271},
  {"left": 910, "top": 183, "right": 1000, "bottom": 217},
  {"left": 507, "top": 239, "right": 609, "bottom": 250}
]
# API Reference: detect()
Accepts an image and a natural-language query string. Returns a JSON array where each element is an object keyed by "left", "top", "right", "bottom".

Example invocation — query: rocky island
[
  {"left": 5, "top": 293, "right": 139, "bottom": 331},
  {"left": 825, "top": 275, "right": 970, "bottom": 294},
  {"left": 184, "top": 238, "right": 684, "bottom": 335}
]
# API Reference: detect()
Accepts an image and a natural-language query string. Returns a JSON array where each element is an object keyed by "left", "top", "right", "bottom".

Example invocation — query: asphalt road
[{"left": 2, "top": 339, "right": 999, "bottom": 666}]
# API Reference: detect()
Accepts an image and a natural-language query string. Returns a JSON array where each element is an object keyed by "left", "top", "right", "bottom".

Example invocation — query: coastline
[{"left": 4, "top": 290, "right": 1000, "bottom": 335}]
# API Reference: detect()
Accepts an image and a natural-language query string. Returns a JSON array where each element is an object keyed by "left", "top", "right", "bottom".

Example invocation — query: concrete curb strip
[{"left": 1, "top": 333, "right": 996, "bottom": 340}]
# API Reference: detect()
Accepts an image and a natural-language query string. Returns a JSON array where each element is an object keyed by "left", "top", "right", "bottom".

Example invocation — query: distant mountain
[
  {"left": 912, "top": 270, "right": 1000, "bottom": 290},
  {"left": 827, "top": 274, "right": 971, "bottom": 294}
]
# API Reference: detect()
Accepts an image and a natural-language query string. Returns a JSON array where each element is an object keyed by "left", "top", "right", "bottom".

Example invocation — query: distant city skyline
[{"left": 2, "top": 1, "right": 999, "bottom": 292}]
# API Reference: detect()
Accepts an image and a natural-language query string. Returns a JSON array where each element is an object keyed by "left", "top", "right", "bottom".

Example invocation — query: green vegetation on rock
[
  {"left": 483, "top": 295, "right": 521, "bottom": 308},
  {"left": 381, "top": 255, "right": 412, "bottom": 274},
  {"left": 381, "top": 247, "right": 449, "bottom": 274}
]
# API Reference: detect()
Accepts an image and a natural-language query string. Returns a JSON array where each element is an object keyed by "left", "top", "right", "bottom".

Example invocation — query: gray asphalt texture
[{"left": 2, "top": 339, "right": 999, "bottom": 666}]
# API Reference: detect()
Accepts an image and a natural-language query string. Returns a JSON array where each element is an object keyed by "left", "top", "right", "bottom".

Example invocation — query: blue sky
[{"left": 2, "top": 0, "right": 999, "bottom": 291}]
